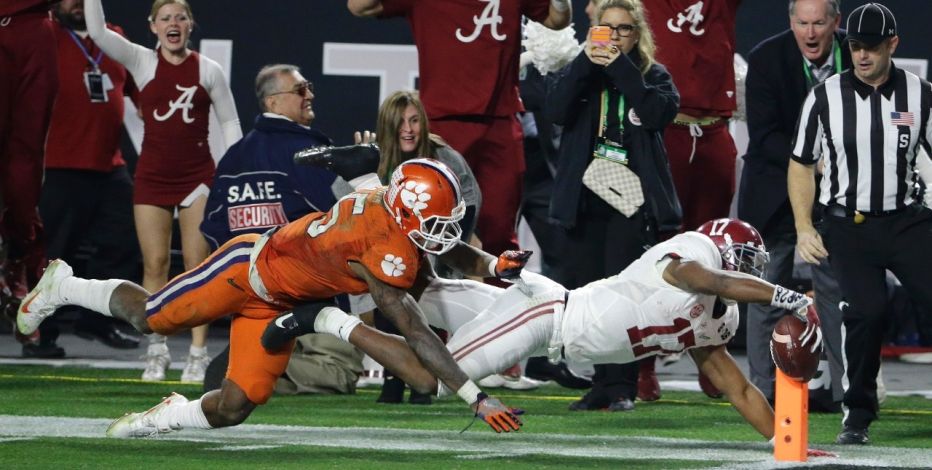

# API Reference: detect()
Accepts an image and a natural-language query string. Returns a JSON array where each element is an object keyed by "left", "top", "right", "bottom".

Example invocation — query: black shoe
[
  {"left": 22, "top": 341, "right": 65, "bottom": 358},
  {"left": 294, "top": 144, "right": 380, "bottom": 180},
  {"left": 836, "top": 426, "right": 869, "bottom": 445},
  {"left": 568, "top": 391, "right": 609, "bottom": 411},
  {"left": 606, "top": 398, "right": 635, "bottom": 412},
  {"left": 377, "top": 376, "right": 404, "bottom": 404},
  {"left": 525, "top": 357, "right": 592, "bottom": 389},
  {"left": 261, "top": 302, "right": 330, "bottom": 352},
  {"left": 408, "top": 388, "right": 433, "bottom": 405},
  {"left": 74, "top": 322, "right": 141, "bottom": 349}
]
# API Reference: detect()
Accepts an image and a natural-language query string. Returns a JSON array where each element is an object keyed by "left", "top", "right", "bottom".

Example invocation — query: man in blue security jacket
[
  {"left": 199, "top": 64, "right": 367, "bottom": 394},
  {"left": 201, "top": 64, "right": 339, "bottom": 249}
]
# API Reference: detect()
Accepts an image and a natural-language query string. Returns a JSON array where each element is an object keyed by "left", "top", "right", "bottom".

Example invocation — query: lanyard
[
  {"left": 803, "top": 39, "right": 843, "bottom": 89},
  {"left": 67, "top": 29, "right": 104, "bottom": 71},
  {"left": 598, "top": 88, "right": 626, "bottom": 139}
]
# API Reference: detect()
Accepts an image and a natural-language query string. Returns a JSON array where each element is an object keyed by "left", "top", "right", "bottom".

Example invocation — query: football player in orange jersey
[{"left": 17, "top": 158, "right": 529, "bottom": 436}]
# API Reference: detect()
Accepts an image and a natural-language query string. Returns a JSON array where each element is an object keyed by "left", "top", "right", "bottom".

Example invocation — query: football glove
[
  {"left": 472, "top": 393, "right": 522, "bottom": 433},
  {"left": 797, "top": 305, "right": 824, "bottom": 353},
  {"left": 493, "top": 250, "right": 532, "bottom": 279},
  {"left": 793, "top": 303, "right": 821, "bottom": 328},
  {"left": 294, "top": 144, "right": 380, "bottom": 180}
]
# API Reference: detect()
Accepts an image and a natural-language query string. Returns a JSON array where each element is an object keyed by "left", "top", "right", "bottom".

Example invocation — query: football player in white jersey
[{"left": 264, "top": 218, "right": 824, "bottom": 447}]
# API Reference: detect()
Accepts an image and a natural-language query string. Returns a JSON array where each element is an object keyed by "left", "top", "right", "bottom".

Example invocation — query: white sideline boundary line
[
  {"left": 1, "top": 415, "right": 930, "bottom": 468},
  {"left": 2, "top": 358, "right": 931, "bottom": 398}
]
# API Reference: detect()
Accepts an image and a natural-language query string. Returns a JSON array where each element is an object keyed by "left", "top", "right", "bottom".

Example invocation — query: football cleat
[
  {"left": 502, "top": 375, "right": 543, "bottom": 391},
  {"left": 16, "top": 259, "right": 73, "bottom": 336},
  {"left": 106, "top": 392, "right": 188, "bottom": 438},
  {"left": 293, "top": 144, "right": 381, "bottom": 180},
  {"left": 477, "top": 374, "right": 507, "bottom": 388}
]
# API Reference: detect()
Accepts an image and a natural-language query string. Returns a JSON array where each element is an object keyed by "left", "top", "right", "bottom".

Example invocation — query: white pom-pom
[
  {"left": 733, "top": 53, "right": 748, "bottom": 122},
  {"left": 522, "top": 21, "right": 581, "bottom": 76}
]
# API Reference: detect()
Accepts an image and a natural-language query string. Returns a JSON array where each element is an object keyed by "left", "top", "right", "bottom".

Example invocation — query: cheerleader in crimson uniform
[{"left": 85, "top": 0, "right": 242, "bottom": 383}]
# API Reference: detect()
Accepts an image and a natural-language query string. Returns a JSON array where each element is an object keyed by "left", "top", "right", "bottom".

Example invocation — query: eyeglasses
[
  {"left": 270, "top": 81, "right": 313, "bottom": 97},
  {"left": 600, "top": 23, "right": 637, "bottom": 37}
]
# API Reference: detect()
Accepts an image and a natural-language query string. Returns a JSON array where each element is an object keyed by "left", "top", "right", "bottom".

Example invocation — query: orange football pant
[{"left": 145, "top": 234, "right": 295, "bottom": 404}]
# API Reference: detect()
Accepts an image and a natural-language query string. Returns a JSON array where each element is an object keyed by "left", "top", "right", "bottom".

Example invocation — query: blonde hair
[
  {"left": 375, "top": 91, "right": 446, "bottom": 181},
  {"left": 149, "top": 0, "right": 194, "bottom": 24},
  {"left": 597, "top": 0, "right": 656, "bottom": 74}
]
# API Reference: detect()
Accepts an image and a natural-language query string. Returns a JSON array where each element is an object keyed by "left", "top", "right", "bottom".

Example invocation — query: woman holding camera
[{"left": 546, "top": 0, "right": 680, "bottom": 411}]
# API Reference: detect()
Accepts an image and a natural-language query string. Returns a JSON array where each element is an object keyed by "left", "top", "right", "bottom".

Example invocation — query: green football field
[{"left": 1, "top": 365, "right": 930, "bottom": 469}]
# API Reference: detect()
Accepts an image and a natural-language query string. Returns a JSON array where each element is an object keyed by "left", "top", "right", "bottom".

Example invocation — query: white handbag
[{"left": 582, "top": 157, "right": 644, "bottom": 217}]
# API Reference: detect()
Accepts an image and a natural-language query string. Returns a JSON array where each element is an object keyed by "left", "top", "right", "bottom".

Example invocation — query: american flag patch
[{"left": 891, "top": 111, "right": 915, "bottom": 126}]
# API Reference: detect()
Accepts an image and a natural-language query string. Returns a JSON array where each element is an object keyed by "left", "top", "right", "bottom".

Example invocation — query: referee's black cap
[{"left": 846, "top": 3, "right": 897, "bottom": 47}]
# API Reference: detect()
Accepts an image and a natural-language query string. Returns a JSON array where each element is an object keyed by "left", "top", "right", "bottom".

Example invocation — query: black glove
[{"left": 294, "top": 144, "right": 381, "bottom": 180}]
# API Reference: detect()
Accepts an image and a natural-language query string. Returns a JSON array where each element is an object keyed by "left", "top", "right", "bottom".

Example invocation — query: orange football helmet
[{"left": 384, "top": 158, "right": 465, "bottom": 254}]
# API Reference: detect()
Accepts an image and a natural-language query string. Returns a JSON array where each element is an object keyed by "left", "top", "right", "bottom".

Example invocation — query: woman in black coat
[{"left": 545, "top": 0, "right": 680, "bottom": 411}]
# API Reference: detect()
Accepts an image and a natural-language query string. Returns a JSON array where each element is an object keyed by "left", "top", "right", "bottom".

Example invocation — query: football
[{"left": 770, "top": 312, "right": 822, "bottom": 382}]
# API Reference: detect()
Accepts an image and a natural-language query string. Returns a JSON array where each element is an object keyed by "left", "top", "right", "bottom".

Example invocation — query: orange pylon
[{"left": 774, "top": 369, "right": 808, "bottom": 461}]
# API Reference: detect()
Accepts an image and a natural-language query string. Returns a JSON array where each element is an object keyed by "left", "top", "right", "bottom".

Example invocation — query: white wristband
[
  {"left": 456, "top": 380, "right": 483, "bottom": 404},
  {"left": 550, "top": 0, "right": 570, "bottom": 12},
  {"left": 768, "top": 436, "right": 776, "bottom": 447},
  {"left": 770, "top": 285, "right": 807, "bottom": 310},
  {"left": 488, "top": 258, "right": 498, "bottom": 278}
]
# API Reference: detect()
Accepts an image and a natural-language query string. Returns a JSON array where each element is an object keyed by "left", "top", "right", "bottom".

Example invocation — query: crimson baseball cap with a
[{"left": 846, "top": 3, "right": 897, "bottom": 47}]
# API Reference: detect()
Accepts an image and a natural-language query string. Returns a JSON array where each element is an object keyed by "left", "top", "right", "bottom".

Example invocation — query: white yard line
[
  {"left": 5, "top": 359, "right": 932, "bottom": 399},
  {"left": 1, "top": 415, "right": 930, "bottom": 468}
]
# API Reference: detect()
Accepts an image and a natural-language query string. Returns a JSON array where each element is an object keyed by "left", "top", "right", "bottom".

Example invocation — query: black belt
[{"left": 823, "top": 203, "right": 914, "bottom": 220}]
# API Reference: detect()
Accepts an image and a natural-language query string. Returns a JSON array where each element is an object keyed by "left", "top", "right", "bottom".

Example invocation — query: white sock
[
  {"left": 57, "top": 278, "right": 123, "bottom": 317},
  {"left": 146, "top": 335, "right": 169, "bottom": 355},
  {"left": 158, "top": 396, "right": 212, "bottom": 430},
  {"left": 313, "top": 307, "right": 362, "bottom": 342},
  {"left": 189, "top": 345, "right": 207, "bottom": 357},
  {"left": 147, "top": 333, "right": 167, "bottom": 344}
]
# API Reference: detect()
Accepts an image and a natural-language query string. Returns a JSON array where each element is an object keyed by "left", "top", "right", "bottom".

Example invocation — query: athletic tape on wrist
[
  {"left": 488, "top": 258, "right": 498, "bottom": 278},
  {"left": 456, "top": 380, "right": 483, "bottom": 404},
  {"left": 770, "top": 285, "right": 804, "bottom": 310}
]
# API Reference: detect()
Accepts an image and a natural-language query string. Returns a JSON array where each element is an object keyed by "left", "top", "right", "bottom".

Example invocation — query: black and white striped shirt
[{"left": 792, "top": 66, "right": 932, "bottom": 212}]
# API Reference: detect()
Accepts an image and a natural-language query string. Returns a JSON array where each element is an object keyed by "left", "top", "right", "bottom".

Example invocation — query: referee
[{"left": 788, "top": 2, "right": 932, "bottom": 445}]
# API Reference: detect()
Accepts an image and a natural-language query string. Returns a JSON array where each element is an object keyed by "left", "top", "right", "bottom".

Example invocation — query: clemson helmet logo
[
  {"left": 381, "top": 254, "right": 406, "bottom": 277},
  {"left": 400, "top": 181, "right": 432, "bottom": 213}
]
